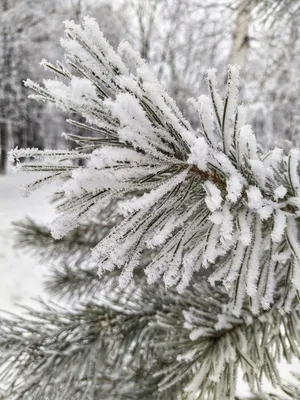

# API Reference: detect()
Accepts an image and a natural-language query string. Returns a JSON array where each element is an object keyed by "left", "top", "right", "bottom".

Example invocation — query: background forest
[{"left": 1, "top": 0, "right": 300, "bottom": 174}]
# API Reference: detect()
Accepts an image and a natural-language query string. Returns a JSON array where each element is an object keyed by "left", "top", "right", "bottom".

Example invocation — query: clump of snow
[
  {"left": 274, "top": 185, "right": 287, "bottom": 200},
  {"left": 247, "top": 186, "right": 263, "bottom": 210},
  {"left": 204, "top": 181, "right": 222, "bottom": 212},
  {"left": 187, "top": 136, "right": 209, "bottom": 171}
]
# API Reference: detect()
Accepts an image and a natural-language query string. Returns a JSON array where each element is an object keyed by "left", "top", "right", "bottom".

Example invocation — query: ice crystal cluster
[{"left": 10, "top": 17, "right": 300, "bottom": 316}]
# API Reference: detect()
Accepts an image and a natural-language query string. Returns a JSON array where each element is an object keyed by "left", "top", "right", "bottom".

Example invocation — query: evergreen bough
[{"left": 4, "top": 17, "right": 300, "bottom": 399}]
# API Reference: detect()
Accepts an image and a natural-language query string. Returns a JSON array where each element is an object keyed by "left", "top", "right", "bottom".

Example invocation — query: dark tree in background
[
  {"left": 0, "top": 0, "right": 126, "bottom": 173},
  {"left": 0, "top": 0, "right": 14, "bottom": 173},
  {"left": 0, "top": 0, "right": 53, "bottom": 173}
]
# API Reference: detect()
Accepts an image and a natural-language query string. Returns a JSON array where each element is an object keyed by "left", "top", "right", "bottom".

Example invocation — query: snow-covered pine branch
[
  {"left": 1, "top": 280, "right": 299, "bottom": 400},
  {"left": 10, "top": 17, "right": 300, "bottom": 315}
]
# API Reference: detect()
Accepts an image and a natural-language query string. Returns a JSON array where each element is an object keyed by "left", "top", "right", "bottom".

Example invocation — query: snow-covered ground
[{"left": 0, "top": 170, "right": 55, "bottom": 311}]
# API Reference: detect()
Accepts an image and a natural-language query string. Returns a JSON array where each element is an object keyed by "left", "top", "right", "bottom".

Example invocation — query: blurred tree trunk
[
  {"left": 228, "top": 4, "right": 253, "bottom": 66},
  {"left": 0, "top": 0, "right": 8, "bottom": 173},
  {"left": 72, "top": 0, "right": 84, "bottom": 22},
  {"left": 0, "top": 0, "right": 10, "bottom": 173},
  {"left": 0, "top": 122, "right": 7, "bottom": 174},
  {"left": 136, "top": 0, "right": 160, "bottom": 61}
]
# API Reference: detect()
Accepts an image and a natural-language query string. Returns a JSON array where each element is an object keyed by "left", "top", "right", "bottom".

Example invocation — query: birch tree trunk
[{"left": 228, "top": 4, "right": 253, "bottom": 66}]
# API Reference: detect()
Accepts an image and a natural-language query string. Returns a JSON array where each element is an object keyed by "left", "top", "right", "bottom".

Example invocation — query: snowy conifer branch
[
  {"left": 0, "top": 280, "right": 299, "bottom": 400},
  {"left": 239, "top": 372, "right": 300, "bottom": 400},
  {"left": 9, "top": 147, "right": 90, "bottom": 163},
  {"left": 13, "top": 206, "right": 120, "bottom": 266},
  {"left": 280, "top": 372, "right": 300, "bottom": 399},
  {"left": 44, "top": 264, "right": 104, "bottom": 300},
  {"left": 0, "top": 300, "right": 160, "bottom": 400},
  {"left": 0, "top": 285, "right": 174, "bottom": 400},
  {"left": 11, "top": 17, "right": 300, "bottom": 314},
  {"left": 13, "top": 211, "right": 124, "bottom": 300},
  {"left": 154, "top": 284, "right": 300, "bottom": 399}
]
